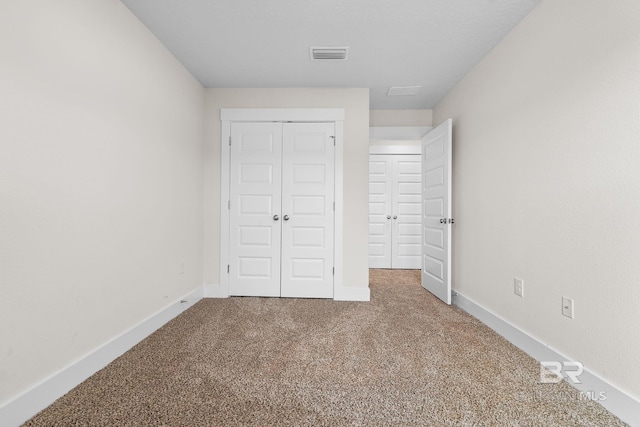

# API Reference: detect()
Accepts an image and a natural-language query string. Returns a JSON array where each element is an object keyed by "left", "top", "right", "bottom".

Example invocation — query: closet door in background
[
  {"left": 368, "top": 154, "right": 421, "bottom": 269},
  {"left": 391, "top": 155, "right": 422, "bottom": 269},
  {"left": 368, "top": 155, "right": 393, "bottom": 268}
]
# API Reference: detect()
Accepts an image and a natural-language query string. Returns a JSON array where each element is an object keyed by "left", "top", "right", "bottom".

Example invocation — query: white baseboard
[
  {"left": 334, "top": 285, "right": 370, "bottom": 301},
  {"left": 453, "top": 291, "right": 640, "bottom": 427},
  {"left": 203, "top": 284, "right": 229, "bottom": 298},
  {"left": 0, "top": 287, "right": 204, "bottom": 427}
]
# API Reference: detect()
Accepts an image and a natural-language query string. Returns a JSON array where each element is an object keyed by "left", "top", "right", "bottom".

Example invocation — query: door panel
[
  {"left": 421, "top": 119, "right": 452, "bottom": 304},
  {"left": 229, "top": 122, "right": 282, "bottom": 297},
  {"left": 391, "top": 155, "right": 422, "bottom": 269},
  {"left": 281, "top": 123, "right": 335, "bottom": 298},
  {"left": 368, "top": 156, "right": 393, "bottom": 268}
]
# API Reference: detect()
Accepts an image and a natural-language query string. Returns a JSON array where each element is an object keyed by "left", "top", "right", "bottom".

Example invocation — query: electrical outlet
[
  {"left": 562, "top": 297, "right": 574, "bottom": 318},
  {"left": 514, "top": 278, "right": 524, "bottom": 297}
]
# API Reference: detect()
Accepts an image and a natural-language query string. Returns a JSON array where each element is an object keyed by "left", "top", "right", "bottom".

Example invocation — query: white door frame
[{"left": 220, "top": 108, "right": 345, "bottom": 298}]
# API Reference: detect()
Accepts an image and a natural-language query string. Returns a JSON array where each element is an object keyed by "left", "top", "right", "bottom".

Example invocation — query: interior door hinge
[
  {"left": 228, "top": 200, "right": 231, "bottom": 210},
  {"left": 330, "top": 135, "right": 335, "bottom": 146},
  {"left": 227, "top": 265, "right": 230, "bottom": 273},
  {"left": 333, "top": 201, "right": 335, "bottom": 211},
  {"left": 332, "top": 267, "right": 335, "bottom": 276},
  {"left": 229, "top": 136, "right": 231, "bottom": 146}
]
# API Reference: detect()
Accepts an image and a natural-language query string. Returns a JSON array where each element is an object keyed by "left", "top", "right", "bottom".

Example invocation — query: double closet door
[
  {"left": 369, "top": 154, "right": 422, "bottom": 269},
  {"left": 229, "top": 122, "right": 335, "bottom": 298}
]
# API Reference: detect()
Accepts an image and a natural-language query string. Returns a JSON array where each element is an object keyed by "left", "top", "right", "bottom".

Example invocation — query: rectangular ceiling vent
[
  {"left": 387, "top": 86, "right": 422, "bottom": 96},
  {"left": 310, "top": 47, "right": 349, "bottom": 61}
]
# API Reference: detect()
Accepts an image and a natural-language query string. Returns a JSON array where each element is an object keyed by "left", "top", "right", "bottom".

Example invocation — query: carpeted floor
[{"left": 25, "top": 270, "right": 625, "bottom": 426}]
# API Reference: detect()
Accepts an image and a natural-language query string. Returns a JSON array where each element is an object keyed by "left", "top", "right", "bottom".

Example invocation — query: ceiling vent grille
[
  {"left": 387, "top": 86, "right": 422, "bottom": 96},
  {"left": 310, "top": 47, "right": 349, "bottom": 61}
]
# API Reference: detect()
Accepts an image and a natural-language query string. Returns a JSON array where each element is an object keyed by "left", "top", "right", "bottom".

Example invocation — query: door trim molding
[
  {"left": 369, "top": 126, "right": 432, "bottom": 141},
  {"left": 219, "top": 108, "right": 344, "bottom": 298},
  {"left": 369, "top": 144, "right": 422, "bottom": 155},
  {"left": 221, "top": 108, "right": 344, "bottom": 122}
]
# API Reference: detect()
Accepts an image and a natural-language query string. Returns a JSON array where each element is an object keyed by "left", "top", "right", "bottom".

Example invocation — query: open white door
[{"left": 421, "top": 119, "right": 452, "bottom": 304}]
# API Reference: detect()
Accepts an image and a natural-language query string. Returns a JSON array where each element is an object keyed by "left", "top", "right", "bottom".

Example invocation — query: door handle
[
  {"left": 273, "top": 215, "right": 279, "bottom": 221},
  {"left": 283, "top": 215, "right": 290, "bottom": 221},
  {"left": 440, "top": 218, "right": 445, "bottom": 224},
  {"left": 386, "top": 215, "right": 391, "bottom": 220},
  {"left": 393, "top": 215, "right": 398, "bottom": 220}
]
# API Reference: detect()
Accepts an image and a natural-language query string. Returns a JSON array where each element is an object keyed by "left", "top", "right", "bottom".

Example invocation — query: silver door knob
[
  {"left": 273, "top": 215, "right": 279, "bottom": 221},
  {"left": 386, "top": 215, "right": 391, "bottom": 219},
  {"left": 393, "top": 215, "right": 398, "bottom": 220},
  {"left": 283, "top": 215, "right": 290, "bottom": 221},
  {"left": 439, "top": 218, "right": 445, "bottom": 223}
]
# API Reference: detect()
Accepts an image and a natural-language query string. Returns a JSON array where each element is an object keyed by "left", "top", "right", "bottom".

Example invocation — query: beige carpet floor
[{"left": 25, "top": 269, "right": 625, "bottom": 426}]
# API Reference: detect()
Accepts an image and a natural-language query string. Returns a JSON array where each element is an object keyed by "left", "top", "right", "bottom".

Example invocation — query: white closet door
[
  {"left": 368, "top": 155, "right": 393, "bottom": 268},
  {"left": 368, "top": 154, "right": 421, "bottom": 269},
  {"left": 281, "top": 123, "right": 335, "bottom": 298},
  {"left": 391, "top": 155, "right": 422, "bottom": 269},
  {"left": 229, "top": 123, "right": 282, "bottom": 297}
]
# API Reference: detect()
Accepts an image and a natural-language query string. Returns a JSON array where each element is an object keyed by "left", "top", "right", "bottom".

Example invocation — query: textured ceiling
[{"left": 121, "top": 0, "right": 540, "bottom": 109}]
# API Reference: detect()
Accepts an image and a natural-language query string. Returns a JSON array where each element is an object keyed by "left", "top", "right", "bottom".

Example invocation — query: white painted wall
[
  {"left": 434, "top": 0, "right": 640, "bottom": 400},
  {"left": 204, "top": 88, "right": 370, "bottom": 291},
  {"left": 370, "top": 109, "right": 433, "bottom": 127},
  {"left": 0, "top": 1, "right": 205, "bottom": 405}
]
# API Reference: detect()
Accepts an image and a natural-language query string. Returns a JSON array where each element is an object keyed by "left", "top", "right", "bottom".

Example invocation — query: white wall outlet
[
  {"left": 514, "top": 278, "right": 524, "bottom": 297},
  {"left": 562, "top": 296, "right": 574, "bottom": 318}
]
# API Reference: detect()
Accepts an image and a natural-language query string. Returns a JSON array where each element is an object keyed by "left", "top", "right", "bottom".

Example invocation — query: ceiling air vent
[
  {"left": 310, "top": 47, "right": 349, "bottom": 61},
  {"left": 387, "top": 86, "right": 422, "bottom": 96}
]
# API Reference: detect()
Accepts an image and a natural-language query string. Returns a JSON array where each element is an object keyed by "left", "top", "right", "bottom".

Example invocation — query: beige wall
[
  {"left": 0, "top": 1, "right": 205, "bottom": 404},
  {"left": 204, "top": 88, "right": 370, "bottom": 290},
  {"left": 370, "top": 109, "right": 433, "bottom": 127},
  {"left": 434, "top": 0, "right": 640, "bottom": 399}
]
